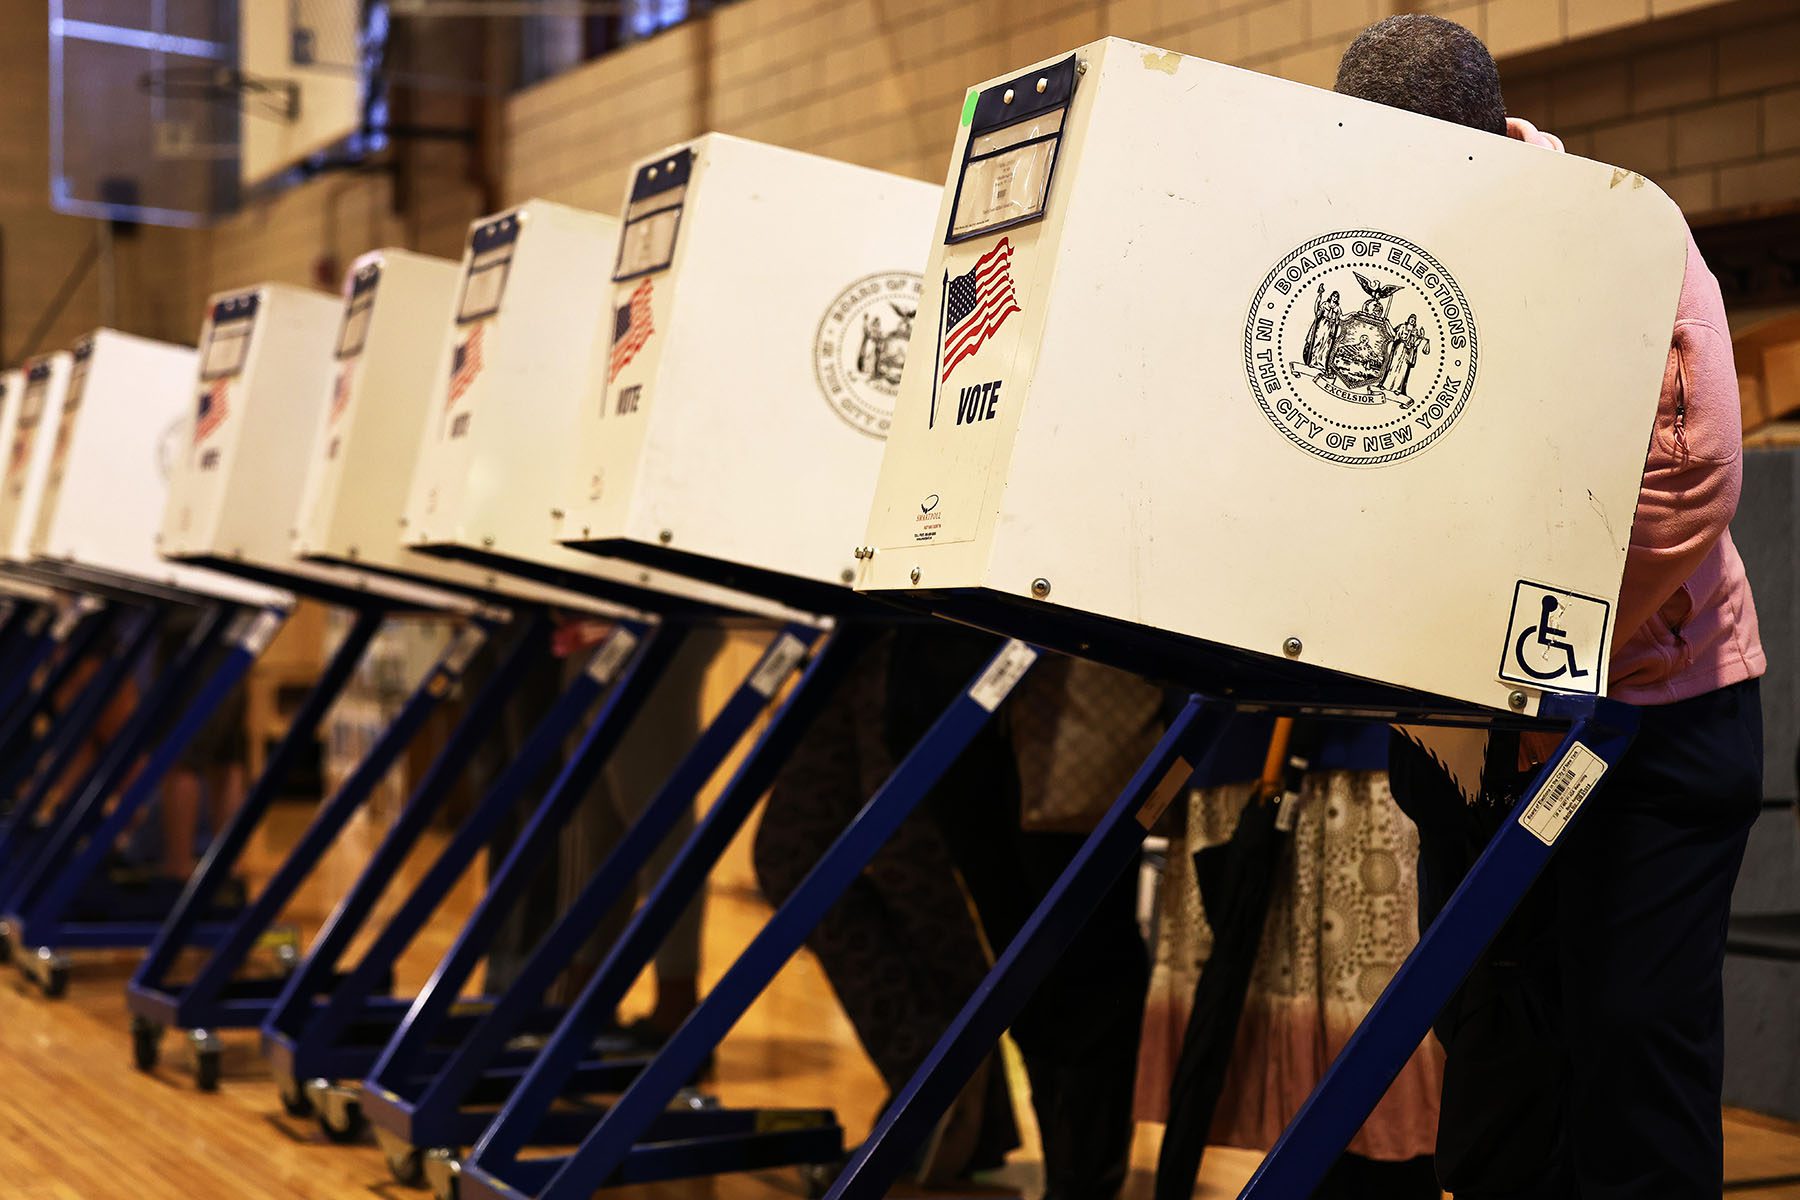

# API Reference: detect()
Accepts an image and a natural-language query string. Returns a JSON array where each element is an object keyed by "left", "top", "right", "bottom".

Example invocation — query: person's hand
[{"left": 1517, "top": 730, "right": 1564, "bottom": 772}]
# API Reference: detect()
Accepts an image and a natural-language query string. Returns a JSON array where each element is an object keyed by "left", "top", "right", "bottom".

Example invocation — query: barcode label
[
  {"left": 748, "top": 632, "right": 809, "bottom": 697},
  {"left": 1518, "top": 741, "right": 1607, "bottom": 845},
  {"left": 234, "top": 610, "right": 285, "bottom": 655},
  {"left": 586, "top": 628, "right": 641, "bottom": 685},
  {"left": 442, "top": 624, "right": 489, "bottom": 675},
  {"left": 968, "top": 640, "right": 1037, "bottom": 711}
]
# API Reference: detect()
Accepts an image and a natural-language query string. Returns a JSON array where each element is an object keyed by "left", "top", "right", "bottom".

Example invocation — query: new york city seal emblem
[
  {"left": 815, "top": 272, "right": 922, "bottom": 439},
  {"left": 1244, "top": 230, "right": 1477, "bottom": 467}
]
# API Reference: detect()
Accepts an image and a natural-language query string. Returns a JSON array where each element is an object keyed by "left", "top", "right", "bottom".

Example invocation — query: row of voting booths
[{"left": 0, "top": 37, "right": 1694, "bottom": 1200}]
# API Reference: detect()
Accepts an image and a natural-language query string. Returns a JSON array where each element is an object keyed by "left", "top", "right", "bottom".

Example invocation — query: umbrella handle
[{"left": 1257, "top": 717, "right": 1294, "bottom": 802}]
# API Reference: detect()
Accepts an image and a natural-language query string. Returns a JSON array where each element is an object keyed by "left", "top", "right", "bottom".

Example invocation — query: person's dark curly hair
[{"left": 1334, "top": 14, "right": 1508, "bottom": 136}]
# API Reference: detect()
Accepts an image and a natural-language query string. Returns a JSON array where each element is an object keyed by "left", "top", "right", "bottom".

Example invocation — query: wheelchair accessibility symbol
[{"left": 1498, "top": 580, "right": 1611, "bottom": 696}]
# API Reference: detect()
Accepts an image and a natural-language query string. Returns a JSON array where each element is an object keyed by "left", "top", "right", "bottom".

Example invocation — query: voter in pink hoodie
[{"left": 1338, "top": 15, "right": 1767, "bottom": 1200}]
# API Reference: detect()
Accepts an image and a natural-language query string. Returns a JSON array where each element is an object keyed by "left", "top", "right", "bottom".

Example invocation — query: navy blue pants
[{"left": 1388, "top": 678, "right": 1762, "bottom": 1199}]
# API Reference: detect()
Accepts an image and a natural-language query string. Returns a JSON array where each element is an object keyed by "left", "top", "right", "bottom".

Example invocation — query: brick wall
[
  {"left": 6, "top": 0, "right": 1794, "bottom": 365},
  {"left": 503, "top": 0, "right": 1789, "bottom": 231},
  {"left": 1499, "top": 8, "right": 1800, "bottom": 218}
]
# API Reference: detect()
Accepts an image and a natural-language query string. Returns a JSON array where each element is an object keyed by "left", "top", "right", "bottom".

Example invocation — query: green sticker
[{"left": 960, "top": 91, "right": 978, "bottom": 126}]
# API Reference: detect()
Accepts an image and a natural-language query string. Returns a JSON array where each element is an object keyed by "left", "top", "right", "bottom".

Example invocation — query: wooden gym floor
[{"left": 0, "top": 800, "right": 1795, "bottom": 1198}]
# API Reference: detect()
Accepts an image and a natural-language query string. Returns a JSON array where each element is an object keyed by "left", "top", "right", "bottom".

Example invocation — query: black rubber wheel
[
  {"left": 195, "top": 1048, "right": 222, "bottom": 1092},
  {"left": 385, "top": 1144, "right": 425, "bottom": 1187},
  {"left": 319, "top": 1099, "right": 366, "bottom": 1144},
  {"left": 42, "top": 963, "right": 68, "bottom": 999},
  {"left": 0, "top": 929, "right": 12, "bottom": 964},
  {"left": 131, "top": 1019, "right": 162, "bottom": 1072},
  {"left": 279, "top": 1080, "right": 313, "bottom": 1118}
]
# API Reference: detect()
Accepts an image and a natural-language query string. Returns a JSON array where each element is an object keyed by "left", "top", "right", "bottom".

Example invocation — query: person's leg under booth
[{"left": 1389, "top": 678, "right": 1762, "bottom": 1200}]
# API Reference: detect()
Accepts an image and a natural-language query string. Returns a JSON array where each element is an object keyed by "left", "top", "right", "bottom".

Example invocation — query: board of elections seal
[
  {"left": 815, "top": 272, "right": 922, "bottom": 439},
  {"left": 1244, "top": 230, "right": 1477, "bottom": 467}
]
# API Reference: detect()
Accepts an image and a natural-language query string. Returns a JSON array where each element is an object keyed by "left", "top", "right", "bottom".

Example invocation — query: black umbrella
[{"left": 1154, "top": 718, "right": 1320, "bottom": 1200}]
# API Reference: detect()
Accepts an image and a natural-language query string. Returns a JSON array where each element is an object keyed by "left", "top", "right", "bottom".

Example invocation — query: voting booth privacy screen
[
  {"left": 0, "top": 354, "right": 72, "bottom": 571},
  {"left": 557, "top": 134, "right": 941, "bottom": 612},
  {"left": 28, "top": 329, "right": 286, "bottom": 608},
  {"left": 0, "top": 368, "right": 53, "bottom": 603},
  {"left": 858, "top": 39, "right": 1689, "bottom": 716},
  {"left": 294, "top": 249, "right": 633, "bottom": 620},
  {"left": 159, "top": 283, "right": 462, "bottom": 612},
  {"left": 403, "top": 200, "right": 799, "bottom": 621}
]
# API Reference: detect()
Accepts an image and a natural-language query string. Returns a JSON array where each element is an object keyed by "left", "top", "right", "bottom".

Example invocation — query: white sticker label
[
  {"left": 234, "top": 609, "right": 286, "bottom": 655},
  {"left": 442, "top": 624, "right": 489, "bottom": 675},
  {"left": 1498, "top": 580, "right": 1611, "bottom": 696},
  {"left": 585, "top": 628, "right": 641, "bottom": 685},
  {"left": 49, "top": 606, "right": 85, "bottom": 640},
  {"left": 748, "top": 632, "right": 810, "bottom": 698},
  {"left": 1518, "top": 741, "right": 1607, "bottom": 845},
  {"left": 967, "top": 640, "right": 1037, "bottom": 711}
]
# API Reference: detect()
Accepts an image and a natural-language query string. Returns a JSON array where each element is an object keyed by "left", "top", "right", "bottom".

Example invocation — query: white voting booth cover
[
  {"left": 0, "top": 368, "right": 55, "bottom": 604},
  {"left": 160, "top": 283, "right": 467, "bottom": 612},
  {"left": 858, "top": 40, "right": 1689, "bottom": 716},
  {"left": 294, "top": 248, "right": 634, "bottom": 619},
  {"left": 403, "top": 200, "right": 799, "bottom": 622},
  {"left": 0, "top": 354, "right": 73, "bottom": 571},
  {"left": 28, "top": 330, "right": 287, "bottom": 608},
  {"left": 556, "top": 134, "right": 940, "bottom": 611}
]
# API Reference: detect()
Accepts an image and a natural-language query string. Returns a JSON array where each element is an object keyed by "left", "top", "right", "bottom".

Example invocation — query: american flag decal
[
  {"left": 448, "top": 323, "right": 486, "bottom": 409},
  {"left": 194, "top": 381, "right": 229, "bottom": 444},
  {"left": 329, "top": 367, "right": 353, "bottom": 425},
  {"left": 940, "top": 237, "right": 1021, "bottom": 382},
  {"left": 609, "top": 279, "right": 654, "bottom": 384}
]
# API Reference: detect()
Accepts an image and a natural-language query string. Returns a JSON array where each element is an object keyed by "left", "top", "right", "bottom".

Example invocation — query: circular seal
[
  {"left": 814, "top": 272, "right": 923, "bottom": 439},
  {"left": 1244, "top": 231, "right": 1477, "bottom": 467}
]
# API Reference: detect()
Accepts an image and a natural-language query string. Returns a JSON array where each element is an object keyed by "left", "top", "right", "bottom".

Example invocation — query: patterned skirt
[{"left": 1134, "top": 770, "right": 1443, "bottom": 1161}]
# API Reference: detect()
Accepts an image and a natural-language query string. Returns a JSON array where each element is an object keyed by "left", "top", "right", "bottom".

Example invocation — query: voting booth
[
  {"left": 246, "top": 246, "right": 681, "bottom": 1125},
  {"left": 363, "top": 146, "right": 945, "bottom": 1188},
  {"left": 0, "top": 368, "right": 54, "bottom": 607},
  {"left": 857, "top": 42, "right": 1679, "bottom": 720},
  {"left": 418, "top": 136, "right": 944, "bottom": 1200},
  {"left": 0, "top": 330, "right": 296, "bottom": 997},
  {"left": 456, "top": 41, "right": 1690, "bottom": 1200},
  {"left": 27, "top": 330, "right": 286, "bottom": 609},
  {"left": 0, "top": 354, "right": 72, "bottom": 574},
  {"left": 159, "top": 283, "right": 466, "bottom": 613},
  {"left": 295, "top": 248, "right": 631, "bottom": 621},
  {"left": 401, "top": 201, "right": 788, "bottom": 621},
  {"left": 556, "top": 134, "right": 941, "bottom": 612},
  {"left": 128, "top": 278, "right": 517, "bottom": 1079}
]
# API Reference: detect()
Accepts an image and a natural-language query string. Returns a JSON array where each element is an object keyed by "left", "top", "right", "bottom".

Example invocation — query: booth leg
[
  {"left": 823, "top": 697, "right": 1229, "bottom": 1200},
  {"left": 2, "top": 606, "right": 287, "bottom": 983},
  {"left": 123, "top": 605, "right": 390, "bottom": 1052},
  {"left": 325, "top": 620, "right": 679, "bottom": 1106},
  {"left": 459, "top": 639, "right": 1038, "bottom": 1200},
  {"left": 364, "top": 623, "right": 842, "bottom": 1155}
]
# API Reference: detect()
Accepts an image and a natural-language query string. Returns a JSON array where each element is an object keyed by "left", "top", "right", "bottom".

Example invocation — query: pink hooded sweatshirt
[{"left": 1508, "top": 118, "right": 1765, "bottom": 706}]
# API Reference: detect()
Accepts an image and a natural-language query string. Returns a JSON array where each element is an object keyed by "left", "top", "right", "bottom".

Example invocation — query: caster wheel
[
  {"left": 189, "top": 1030, "right": 223, "bottom": 1092},
  {"left": 130, "top": 1016, "right": 163, "bottom": 1072},
  {"left": 42, "top": 963, "right": 68, "bottom": 999},
  {"left": 384, "top": 1143, "right": 424, "bottom": 1187},
  {"left": 424, "top": 1149, "right": 460, "bottom": 1200},
  {"left": 194, "top": 1047, "right": 221, "bottom": 1092},
  {"left": 317, "top": 1092, "right": 366, "bottom": 1144},
  {"left": 278, "top": 1078, "right": 313, "bottom": 1118},
  {"left": 0, "top": 928, "right": 11, "bottom": 964}
]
